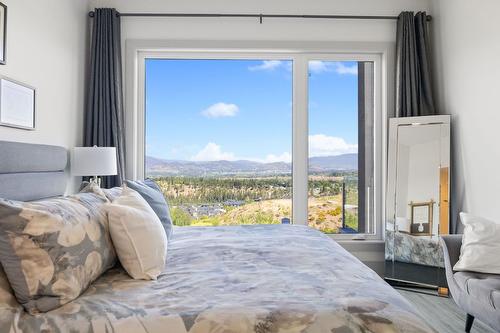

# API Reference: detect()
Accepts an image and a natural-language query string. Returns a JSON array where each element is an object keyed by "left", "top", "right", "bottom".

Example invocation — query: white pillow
[
  {"left": 453, "top": 212, "right": 500, "bottom": 274},
  {"left": 104, "top": 186, "right": 168, "bottom": 280}
]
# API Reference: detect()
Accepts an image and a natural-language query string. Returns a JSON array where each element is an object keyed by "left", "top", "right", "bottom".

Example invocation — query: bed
[{"left": 0, "top": 141, "right": 435, "bottom": 333}]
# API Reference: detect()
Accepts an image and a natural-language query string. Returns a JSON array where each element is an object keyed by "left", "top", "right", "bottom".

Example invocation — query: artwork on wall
[
  {"left": 409, "top": 200, "right": 434, "bottom": 236},
  {"left": 0, "top": 2, "right": 6, "bottom": 65},
  {"left": 0, "top": 77, "right": 36, "bottom": 130}
]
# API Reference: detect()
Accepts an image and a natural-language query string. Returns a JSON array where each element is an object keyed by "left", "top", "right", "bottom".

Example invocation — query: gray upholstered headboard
[{"left": 0, "top": 141, "right": 68, "bottom": 201}]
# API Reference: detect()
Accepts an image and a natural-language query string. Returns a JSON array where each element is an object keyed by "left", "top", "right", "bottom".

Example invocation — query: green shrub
[
  {"left": 171, "top": 207, "right": 192, "bottom": 226},
  {"left": 236, "top": 211, "right": 278, "bottom": 225},
  {"left": 193, "top": 216, "right": 221, "bottom": 226},
  {"left": 327, "top": 207, "right": 342, "bottom": 216},
  {"left": 345, "top": 212, "right": 358, "bottom": 230}
]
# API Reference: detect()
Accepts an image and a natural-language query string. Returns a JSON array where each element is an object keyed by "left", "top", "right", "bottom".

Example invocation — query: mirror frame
[{"left": 384, "top": 115, "right": 451, "bottom": 290}]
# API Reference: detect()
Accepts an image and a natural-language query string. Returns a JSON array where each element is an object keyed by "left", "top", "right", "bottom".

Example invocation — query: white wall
[
  {"left": 431, "top": 0, "right": 500, "bottom": 231},
  {"left": 407, "top": 139, "right": 440, "bottom": 236},
  {"left": 394, "top": 126, "right": 441, "bottom": 236},
  {"left": 0, "top": 0, "right": 90, "bottom": 193},
  {"left": 90, "top": 0, "right": 431, "bottom": 42},
  {"left": 395, "top": 144, "right": 410, "bottom": 219}
]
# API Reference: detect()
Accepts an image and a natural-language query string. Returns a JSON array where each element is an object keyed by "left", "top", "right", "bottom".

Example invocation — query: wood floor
[{"left": 398, "top": 289, "right": 497, "bottom": 333}]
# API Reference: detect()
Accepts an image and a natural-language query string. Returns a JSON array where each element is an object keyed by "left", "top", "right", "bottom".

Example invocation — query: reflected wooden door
[{"left": 439, "top": 167, "right": 449, "bottom": 235}]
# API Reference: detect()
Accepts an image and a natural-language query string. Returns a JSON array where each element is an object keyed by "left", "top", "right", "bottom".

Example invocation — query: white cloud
[
  {"left": 201, "top": 102, "right": 239, "bottom": 118},
  {"left": 308, "top": 61, "right": 358, "bottom": 75},
  {"left": 309, "top": 134, "right": 358, "bottom": 157},
  {"left": 308, "top": 61, "right": 330, "bottom": 74},
  {"left": 191, "top": 142, "right": 291, "bottom": 163},
  {"left": 191, "top": 143, "right": 236, "bottom": 161},
  {"left": 262, "top": 152, "right": 292, "bottom": 163},
  {"left": 335, "top": 62, "right": 358, "bottom": 75},
  {"left": 248, "top": 60, "right": 284, "bottom": 71},
  {"left": 188, "top": 137, "right": 356, "bottom": 162}
]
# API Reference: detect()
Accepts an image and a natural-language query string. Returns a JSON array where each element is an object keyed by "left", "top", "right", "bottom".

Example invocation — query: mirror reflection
[{"left": 385, "top": 116, "right": 450, "bottom": 290}]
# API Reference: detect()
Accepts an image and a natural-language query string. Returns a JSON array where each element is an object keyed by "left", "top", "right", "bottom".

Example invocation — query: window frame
[{"left": 126, "top": 40, "right": 393, "bottom": 240}]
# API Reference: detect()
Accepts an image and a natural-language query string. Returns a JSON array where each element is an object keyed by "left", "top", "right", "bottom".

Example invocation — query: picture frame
[
  {"left": 0, "top": 77, "right": 36, "bottom": 130},
  {"left": 409, "top": 200, "right": 434, "bottom": 236},
  {"left": 0, "top": 2, "right": 6, "bottom": 65}
]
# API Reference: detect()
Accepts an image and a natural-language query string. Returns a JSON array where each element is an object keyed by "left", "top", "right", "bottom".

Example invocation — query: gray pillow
[
  {"left": 125, "top": 180, "right": 173, "bottom": 239},
  {"left": 144, "top": 179, "right": 162, "bottom": 192},
  {"left": 0, "top": 192, "right": 116, "bottom": 314}
]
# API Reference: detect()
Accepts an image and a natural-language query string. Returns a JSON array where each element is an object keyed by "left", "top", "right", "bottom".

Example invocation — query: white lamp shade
[{"left": 71, "top": 147, "right": 118, "bottom": 176}]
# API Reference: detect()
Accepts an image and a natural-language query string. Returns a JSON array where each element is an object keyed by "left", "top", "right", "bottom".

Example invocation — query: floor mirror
[{"left": 385, "top": 115, "right": 450, "bottom": 294}]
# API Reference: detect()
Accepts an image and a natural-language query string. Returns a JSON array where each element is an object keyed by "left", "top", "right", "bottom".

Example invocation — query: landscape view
[{"left": 146, "top": 58, "right": 361, "bottom": 233}]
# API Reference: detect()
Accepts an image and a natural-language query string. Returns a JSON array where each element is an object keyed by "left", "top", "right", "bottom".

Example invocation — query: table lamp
[{"left": 71, "top": 146, "right": 117, "bottom": 187}]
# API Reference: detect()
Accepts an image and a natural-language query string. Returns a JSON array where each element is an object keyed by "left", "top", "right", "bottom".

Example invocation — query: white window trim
[{"left": 125, "top": 40, "right": 395, "bottom": 240}]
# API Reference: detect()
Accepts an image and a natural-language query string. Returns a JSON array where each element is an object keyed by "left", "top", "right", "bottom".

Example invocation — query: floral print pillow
[
  {"left": 0, "top": 265, "right": 18, "bottom": 310},
  {"left": 0, "top": 192, "right": 116, "bottom": 314}
]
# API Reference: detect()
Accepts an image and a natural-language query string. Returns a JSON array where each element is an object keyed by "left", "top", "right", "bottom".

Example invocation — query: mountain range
[{"left": 146, "top": 153, "right": 357, "bottom": 176}]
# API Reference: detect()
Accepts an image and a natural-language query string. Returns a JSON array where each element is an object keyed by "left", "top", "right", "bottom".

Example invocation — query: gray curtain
[
  {"left": 84, "top": 8, "right": 125, "bottom": 188},
  {"left": 396, "top": 11, "right": 436, "bottom": 117}
]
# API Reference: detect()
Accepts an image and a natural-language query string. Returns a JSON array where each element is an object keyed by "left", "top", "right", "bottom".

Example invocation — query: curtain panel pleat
[
  {"left": 84, "top": 8, "right": 125, "bottom": 188},
  {"left": 396, "top": 11, "right": 436, "bottom": 117}
]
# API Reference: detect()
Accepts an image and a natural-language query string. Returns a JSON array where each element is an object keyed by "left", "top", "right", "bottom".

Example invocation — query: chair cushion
[{"left": 454, "top": 271, "right": 500, "bottom": 309}]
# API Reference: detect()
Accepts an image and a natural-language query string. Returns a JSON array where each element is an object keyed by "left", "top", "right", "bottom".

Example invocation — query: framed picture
[
  {"left": 409, "top": 200, "right": 434, "bottom": 236},
  {"left": 0, "top": 77, "right": 36, "bottom": 130},
  {"left": 0, "top": 2, "right": 6, "bottom": 65}
]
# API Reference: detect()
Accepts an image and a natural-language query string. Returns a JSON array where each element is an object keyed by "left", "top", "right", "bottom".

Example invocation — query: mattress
[{"left": 0, "top": 225, "right": 434, "bottom": 333}]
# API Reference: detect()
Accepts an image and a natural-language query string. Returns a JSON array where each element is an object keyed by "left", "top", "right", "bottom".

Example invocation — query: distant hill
[
  {"left": 146, "top": 154, "right": 357, "bottom": 177},
  {"left": 309, "top": 153, "right": 358, "bottom": 172}
]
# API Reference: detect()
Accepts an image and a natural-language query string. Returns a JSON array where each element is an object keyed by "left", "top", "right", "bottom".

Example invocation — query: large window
[
  {"left": 139, "top": 50, "right": 381, "bottom": 238},
  {"left": 145, "top": 59, "right": 293, "bottom": 227}
]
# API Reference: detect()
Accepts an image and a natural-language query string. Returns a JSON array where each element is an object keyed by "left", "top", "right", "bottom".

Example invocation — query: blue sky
[{"left": 145, "top": 59, "right": 358, "bottom": 162}]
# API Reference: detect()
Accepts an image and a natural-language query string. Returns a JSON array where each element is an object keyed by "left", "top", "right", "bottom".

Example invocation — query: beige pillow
[{"left": 104, "top": 186, "right": 168, "bottom": 280}]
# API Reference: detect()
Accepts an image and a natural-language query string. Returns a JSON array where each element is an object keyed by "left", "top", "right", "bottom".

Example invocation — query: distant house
[
  {"left": 183, "top": 203, "right": 226, "bottom": 218},
  {"left": 224, "top": 200, "right": 244, "bottom": 207}
]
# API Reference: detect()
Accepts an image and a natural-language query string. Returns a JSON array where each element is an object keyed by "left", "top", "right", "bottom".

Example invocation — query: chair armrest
[{"left": 439, "top": 235, "right": 463, "bottom": 272}]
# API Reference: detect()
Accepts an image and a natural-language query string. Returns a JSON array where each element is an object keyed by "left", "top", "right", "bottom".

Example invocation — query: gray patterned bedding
[{"left": 0, "top": 225, "right": 434, "bottom": 333}]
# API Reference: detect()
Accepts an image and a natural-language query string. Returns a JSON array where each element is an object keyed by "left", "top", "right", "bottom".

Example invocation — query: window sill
[{"left": 335, "top": 239, "right": 384, "bottom": 244}]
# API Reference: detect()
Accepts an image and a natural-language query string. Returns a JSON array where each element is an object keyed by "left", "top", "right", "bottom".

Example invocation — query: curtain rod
[{"left": 88, "top": 12, "right": 432, "bottom": 23}]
